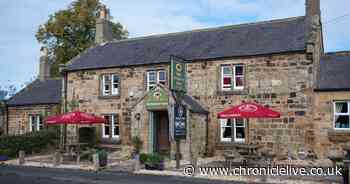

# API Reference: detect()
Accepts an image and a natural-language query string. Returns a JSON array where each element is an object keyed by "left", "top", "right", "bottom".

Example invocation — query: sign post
[{"left": 170, "top": 55, "right": 187, "bottom": 169}]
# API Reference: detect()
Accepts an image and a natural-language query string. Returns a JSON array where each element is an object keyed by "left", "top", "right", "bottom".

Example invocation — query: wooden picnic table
[
  {"left": 224, "top": 143, "right": 262, "bottom": 167},
  {"left": 63, "top": 142, "right": 89, "bottom": 164}
]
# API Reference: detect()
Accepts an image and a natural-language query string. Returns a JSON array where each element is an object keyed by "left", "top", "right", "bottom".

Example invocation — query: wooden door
[{"left": 156, "top": 111, "right": 170, "bottom": 154}]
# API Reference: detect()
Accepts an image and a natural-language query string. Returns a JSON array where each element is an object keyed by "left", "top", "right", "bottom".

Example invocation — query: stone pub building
[{"left": 4, "top": 0, "right": 350, "bottom": 161}]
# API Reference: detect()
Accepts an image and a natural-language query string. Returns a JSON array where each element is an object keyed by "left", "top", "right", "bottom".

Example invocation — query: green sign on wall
[
  {"left": 170, "top": 56, "right": 186, "bottom": 92},
  {"left": 146, "top": 87, "right": 169, "bottom": 110}
]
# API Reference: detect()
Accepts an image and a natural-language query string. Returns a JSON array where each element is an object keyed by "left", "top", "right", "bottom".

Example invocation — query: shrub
[
  {"left": 79, "top": 127, "right": 97, "bottom": 146},
  {"left": 139, "top": 153, "right": 148, "bottom": 164},
  {"left": 96, "top": 149, "right": 108, "bottom": 167},
  {"left": 145, "top": 153, "right": 164, "bottom": 168},
  {"left": 0, "top": 128, "right": 58, "bottom": 158},
  {"left": 131, "top": 136, "right": 143, "bottom": 154}
]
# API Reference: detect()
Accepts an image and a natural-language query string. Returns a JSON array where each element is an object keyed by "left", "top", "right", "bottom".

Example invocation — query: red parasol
[
  {"left": 218, "top": 102, "right": 280, "bottom": 119},
  {"left": 45, "top": 111, "right": 106, "bottom": 125}
]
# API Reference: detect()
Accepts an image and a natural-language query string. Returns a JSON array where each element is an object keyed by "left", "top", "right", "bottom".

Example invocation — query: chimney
[
  {"left": 95, "top": 5, "right": 113, "bottom": 44},
  {"left": 39, "top": 47, "right": 51, "bottom": 81},
  {"left": 306, "top": 0, "right": 320, "bottom": 18}
]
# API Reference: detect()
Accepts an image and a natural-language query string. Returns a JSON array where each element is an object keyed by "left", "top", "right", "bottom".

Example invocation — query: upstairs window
[
  {"left": 103, "top": 114, "right": 119, "bottom": 139},
  {"left": 29, "top": 115, "right": 43, "bottom": 132},
  {"left": 334, "top": 101, "right": 350, "bottom": 129},
  {"left": 147, "top": 70, "right": 166, "bottom": 91},
  {"left": 101, "top": 74, "right": 119, "bottom": 96},
  {"left": 221, "top": 65, "right": 244, "bottom": 91}
]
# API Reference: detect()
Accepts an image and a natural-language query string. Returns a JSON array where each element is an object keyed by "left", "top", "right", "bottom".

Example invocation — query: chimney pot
[{"left": 39, "top": 47, "right": 51, "bottom": 81}]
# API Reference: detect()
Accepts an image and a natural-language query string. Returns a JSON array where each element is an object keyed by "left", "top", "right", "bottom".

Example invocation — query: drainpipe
[
  {"left": 205, "top": 113, "right": 209, "bottom": 156},
  {"left": 6, "top": 104, "right": 9, "bottom": 135}
]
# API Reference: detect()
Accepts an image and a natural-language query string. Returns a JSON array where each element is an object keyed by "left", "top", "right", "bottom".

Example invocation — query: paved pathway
[{"left": 0, "top": 165, "right": 247, "bottom": 184}]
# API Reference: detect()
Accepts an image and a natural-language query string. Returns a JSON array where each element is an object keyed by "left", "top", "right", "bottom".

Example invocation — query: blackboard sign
[{"left": 174, "top": 104, "right": 186, "bottom": 139}]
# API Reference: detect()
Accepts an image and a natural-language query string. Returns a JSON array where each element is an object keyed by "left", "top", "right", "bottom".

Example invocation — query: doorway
[{"left": 153, "top": 111, "right": 170, "bottom": 155}]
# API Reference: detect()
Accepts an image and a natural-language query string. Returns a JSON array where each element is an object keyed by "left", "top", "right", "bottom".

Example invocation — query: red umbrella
[
  {"left": 45, "top": 111, "right": 106, "bottom": 125},
  {"left": 218, "top": 102, "right": 280, "bottom": 119}
]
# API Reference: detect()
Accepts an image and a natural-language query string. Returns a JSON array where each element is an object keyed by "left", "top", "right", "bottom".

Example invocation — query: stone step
[{"left": 97, "top": 144, "right": 122, "bottom": 152}]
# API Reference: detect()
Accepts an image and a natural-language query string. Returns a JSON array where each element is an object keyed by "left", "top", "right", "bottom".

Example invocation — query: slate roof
[
  {"left": 67, "top": 16, "right": 307, "bottom": 71},
  {"left": 316, "top": 52, "right": 350, "bottom": 91},
  {"left": 183, "top": 95, "right": 208, "bottom": 114},
  {"left": 6, "top": 79, "right": 62, "bottom": 106}
]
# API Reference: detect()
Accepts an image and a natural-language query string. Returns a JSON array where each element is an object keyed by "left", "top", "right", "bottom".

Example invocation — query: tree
[
  {"left": 36, "top": 0, "right": 128, "bottom": 77},
  {"left": 0, "top": 85, "right": 17, "bottom": 100}
]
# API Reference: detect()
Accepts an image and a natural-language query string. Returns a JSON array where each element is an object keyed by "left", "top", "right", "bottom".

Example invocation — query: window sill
[
  {"left": 98, "top": 95, "right": 121, "bottom": 100},
  {"left": 217, "top": 89, "right": 248, "bottom": 96},
  {"left": 328, "top": 129, "right": 350, "bottom": 142}
]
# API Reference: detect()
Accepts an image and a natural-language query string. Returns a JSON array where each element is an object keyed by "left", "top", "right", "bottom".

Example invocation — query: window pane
[
  {"left": 158, "top": 71, "right": 166, "bottom": 81},
  {"left": 335, "top": 115, "right": 350, "bottom": 128},
  {"left": 104, "top": 75, "right": 110, "bottom": 82},
  {"left": 235, "top": 118, "right": 244, "bottom": 127},
  {"left": 148, "top": 72, "right": 156, "bottom": 82},
  {"left": 223, "top": 77, "right": 232, "bottom": 85},
  {"left": 223, "top": 127, "right": 232, "bottom": 139},
  {"left": 112, "top": 75, "right": 119, "bottom": 83},
  {"left": 235, "top": 66, "right": 244, "bottom": 76},
  {"left": 226, "top": 119, "right": 232, "bottom": 127},
  {"left": 222, "top": 67, "right": 232, "bottom": 75},
  {"left": 103, "top": 116, "right": 110, "bottom": 136},
  {"left": 114, "top": 126, "right": 119, "bottom": 136},
  {"left": 235, "top": 127, "right": 245, "bottom": 139},
  {"left": 235, "top": 77, "right": 244, "bottom": 87},
  {"left": 336, "top": 102, "right": 348, "bottom": 113},
  {"left": 38, "top": 116, "right": 43, "bottom": 130}
]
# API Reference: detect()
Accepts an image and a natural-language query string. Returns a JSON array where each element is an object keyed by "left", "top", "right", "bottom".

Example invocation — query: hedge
[{"left": 0, "top": 128, "right": 59, "bottom": 158}]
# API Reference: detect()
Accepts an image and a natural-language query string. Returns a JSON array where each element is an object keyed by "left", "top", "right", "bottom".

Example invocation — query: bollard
[
  {"left": 18, "top": 151, "right": 25, "bottom": 165},
  {"left": 343, "top": 159, "right": 350, "bottom": 184},
  {"left": 53, "top": 152, "right": 62, "bottom": 166},
  {"left": 134, "top": 154, "right": 141, "bottom": 171},
  {"left": 191, "top": 157, "right": 198, "bottom": 176},
  {"left": 93, "top": 153, "right": 99, "bottom": 171}
]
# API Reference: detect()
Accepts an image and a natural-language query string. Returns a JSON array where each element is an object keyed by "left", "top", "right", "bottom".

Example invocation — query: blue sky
[{"left": 1, "top": 0, "right": 350, "bottom": 89}]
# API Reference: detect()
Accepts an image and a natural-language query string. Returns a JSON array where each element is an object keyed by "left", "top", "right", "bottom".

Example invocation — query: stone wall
[
  {"left": 186, "top": 52, "right": 315, "bottom": 156},
  {"left": 66, "top": 52, "right": 316, "bottom": 158},
  {"left": 313, "top": 91, "right": 350, "bottom": 159},
  {"left": 0, "top": 101, "right": 6, "bottom": 135},
  {"left": 66, "top": 64, "right": 169, "bottom": 144},
  {"left": 7, "top": 104, "right": 60, "bottom": 135}
]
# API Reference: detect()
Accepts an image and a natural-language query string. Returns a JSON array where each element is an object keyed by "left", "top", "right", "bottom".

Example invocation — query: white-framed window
[
  {"left": 102, "top": 74, "right": 119, "bottom": 96},
  {"left": 29, "top": 114, "right": 43, "bottom": 132},
  {"left": 103, "top": 114, "right": 119, "bottom": 138},
  {"left": 220, "top": 118, "right": 246, "bottom": 142},
  {"left": 147, "top": 70, "right": 166, "bottom": 91},
  {"left": 334, "top": 101, "right": 350, "bottom": 129},
  {"left": 221, "top": 65, "right": 244, "bottom": 91}
]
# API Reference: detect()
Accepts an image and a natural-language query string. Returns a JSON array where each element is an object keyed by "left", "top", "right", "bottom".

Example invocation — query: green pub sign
[
  {"left": 170, "top": 56, "right": 186, "bottom": 92},
  {"left": 146, "top": 87, "right": 169, "bottom": 110}
]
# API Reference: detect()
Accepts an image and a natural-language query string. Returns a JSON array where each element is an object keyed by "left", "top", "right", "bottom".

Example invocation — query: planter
[
  {"left": 0, "top": 155, "right": 8, "bottom": 161},
  {"left": 99, "top": 156, "right": 108, "bottom": 167}
]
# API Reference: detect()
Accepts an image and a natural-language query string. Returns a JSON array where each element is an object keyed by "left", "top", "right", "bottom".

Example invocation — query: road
[{"left": 0, "top": 165, "right": 246, "bottom": 184}]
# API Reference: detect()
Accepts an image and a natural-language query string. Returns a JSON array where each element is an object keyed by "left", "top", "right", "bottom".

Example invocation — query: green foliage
[
  {"left": 79, "top": 127, "right": 97, "bottom": 146},
  {"left": 139, "top": 153, "right": 148, "bottom": 164},
  {"left": 0, "top": 129, "right": 59, "bottom": 158},
  {"left": 131, "top": 136, "right": 143, "bottom": 154},
  {"left": 36, "top": 0, "right": 128, "bottom": 77},
  {"left": 144, "top": 153, "right": 164, "bottom": 167},
  {"left": 97, "top": 149, "right": 107, "bottom": 159}
]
